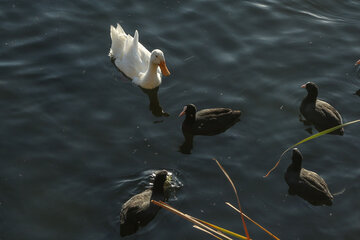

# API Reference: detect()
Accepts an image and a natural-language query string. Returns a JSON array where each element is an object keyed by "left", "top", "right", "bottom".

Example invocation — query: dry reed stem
[
  {"left": 152, "top": 200, "right": 234, "bottom": 240},
  {"left": 226, "top": 202, "right": 280, "bottom": 240},
  {"left": 213, "top": 158, "right": 251, "bottom": 240}
]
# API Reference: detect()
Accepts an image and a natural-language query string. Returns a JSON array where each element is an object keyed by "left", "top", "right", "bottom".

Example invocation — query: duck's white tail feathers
[
  {"left": 127, "top": 30, "right": 140, "bottom": 59},
  {"left": 109, "top": 23, "right": 127, "bottom": 59},
  {"left": 133, "top": 30, "right": 139, "bottom": 51},
  {"left": 115, "top": 23, "right": 125, "bottom": 34}
]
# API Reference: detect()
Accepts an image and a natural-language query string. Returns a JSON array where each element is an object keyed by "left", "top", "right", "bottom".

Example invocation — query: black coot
[
  {"left": 355, "top": 89, "right": 360, "bottom": 96},
  {"left": 178, "top": 104, "right": 241, "bottom": 136},
  {"left": 120, "top": 170, "right": 168, "bottom": 237},
  {"left": 284, "top": 148, "right": 333, "bottom": 206},
  {"left": 300, "top": 82, "right": 344, "bottom": 135}
]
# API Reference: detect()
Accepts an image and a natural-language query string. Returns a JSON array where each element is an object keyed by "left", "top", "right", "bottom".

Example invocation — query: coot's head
[
  {"left": 301, "top": 82, "right": 318, "bottom": 98},
  {"left": 178, "top": 104, "right": 197, "bottom": 118},
  {"left": 152, "top": 170, "right": 169, "bottom": 192},
  {"left": 291, "top": 148, "right": 303, "bottom": 171}
]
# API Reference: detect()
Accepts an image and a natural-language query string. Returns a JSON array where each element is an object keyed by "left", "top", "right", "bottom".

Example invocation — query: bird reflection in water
[
  {"left": 140, "top": 87, "right": 169, "bottom": 117},
  {"left": 179, "top": 132, "right": 194, "bottom": 154},
  {"left": 110, "top": 58, "right": 169, "bottom": 118}
]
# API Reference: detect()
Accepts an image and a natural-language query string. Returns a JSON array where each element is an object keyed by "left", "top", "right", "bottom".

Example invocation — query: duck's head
[
  {"left": 178, "top": 104, "right": 197, "bottom": 118},
  {"left": 301, "top": 82, "right": 318, "bottom": 98},
  {"left": 150, "top": 49, "right": 170, "bottom": 76},
  {"left": 152, "top": 170, "right": 169, "bottom": 192},
  {"left": 291, "top": 148, "right": 303, "bottom": 171}
]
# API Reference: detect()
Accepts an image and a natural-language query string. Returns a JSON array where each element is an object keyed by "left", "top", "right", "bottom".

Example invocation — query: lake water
[{"left": 1, "top": 0, "right": 360, "bottom": 239}]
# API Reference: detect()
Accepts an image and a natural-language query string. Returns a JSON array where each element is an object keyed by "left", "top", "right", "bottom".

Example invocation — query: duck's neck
[
  {"left": 288, "top": 160, "right": 302, "bottom": 174},
  {"left": 304, "top": 91, "right": 317, "bottom": 103},
  {"left": 152, "top": 184, "right": 164, "bottom": 195},
  {"left": 144, "top": 63, "right": 159, "bottom": 80},
  {"left": 184, "top": 113, "right": 196, "bottom": 125}
]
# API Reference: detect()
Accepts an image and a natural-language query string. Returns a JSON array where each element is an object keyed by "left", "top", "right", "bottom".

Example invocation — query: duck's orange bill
[
  {"left": 355, "top": 59, "right": 360, "bottom": 66},
  {"left": 159, "top": 61, "right": 171, "bottom": 76},
  {"left": 301, "top": 84, "right": 306, "bottom": 88}
]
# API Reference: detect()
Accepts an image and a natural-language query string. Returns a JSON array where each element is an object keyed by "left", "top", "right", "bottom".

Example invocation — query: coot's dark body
[
  {"left": 300, "top": 82, "right": 344, "bottom": 135},
  {"left": 179, "top": 104, "right": 241, "bottom": 136},
  {"left": 355, "top": 89, "right": 360, "bottom": 96},
  {"left": 120, "top": 170, "right": 168, "bottom": 237},
  {"left": 285, "top": 148, "right": 333, "bottom": 206}
]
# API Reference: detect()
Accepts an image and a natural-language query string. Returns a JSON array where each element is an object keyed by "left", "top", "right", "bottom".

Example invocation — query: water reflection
[
  {"left": 111, "top": 58, "right": 169, "bottom": 117},
  {"left": 179, "top": 132, "right": 193, "bottom": 154},
  {"left": 299, "top": 114, "right": 314, "bottom": 135},
  {"left": 140, "top": 87, "right": 169, "bottom": 117}
]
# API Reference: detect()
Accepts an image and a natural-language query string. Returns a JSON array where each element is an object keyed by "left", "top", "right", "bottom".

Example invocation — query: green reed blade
[
  {"left": 152, "top": 200, "right": 243, "bottom": 240},
  {"left": 264, "top": 119, "right": 360, "bottom": 177},
  {"left": 194, "top": 217, "right": 248, "bottom": 240}
]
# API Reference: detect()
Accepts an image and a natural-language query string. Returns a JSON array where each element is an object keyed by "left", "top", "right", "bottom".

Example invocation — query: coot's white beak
[{"left": 178, "top": 106, "right": 187, "bottom": 117}]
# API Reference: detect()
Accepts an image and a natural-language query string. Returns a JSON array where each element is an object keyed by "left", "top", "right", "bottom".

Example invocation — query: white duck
[{"left": 109, "top": 23, "right": 170, "bottom": 89}]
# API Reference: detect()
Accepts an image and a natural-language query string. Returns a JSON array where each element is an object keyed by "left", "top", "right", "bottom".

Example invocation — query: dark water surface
[{"left": 1, "top": 0, "right": 360, "bottom": 239}]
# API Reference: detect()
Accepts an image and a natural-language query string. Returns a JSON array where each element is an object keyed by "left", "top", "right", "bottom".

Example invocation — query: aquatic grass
[
  {"left": 193, "top": 217, "right": 249, "bottom": 240},
  {"left": 213, "top": 158, "right": 250, "bottom": 240},
  {"left": 151, "top": 200, "right": 247, "bottom": 240},
  {"left": 264, "top": 119, "right": 360, "bottom": 177},
  {"left": 214, "top": 159, "right": 279, "bottom": 240},
  {"left": 226, "top": 202, "right": 280, "bottom": 240},
  {"left": 152, "top": 159, "right": 281, "bottom": 239},
  {"left": 193, "top": 225, "right": 224, "bottom": 240}
]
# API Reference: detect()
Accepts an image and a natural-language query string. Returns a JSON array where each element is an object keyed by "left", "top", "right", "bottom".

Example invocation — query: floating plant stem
[
  {"left": 264, "top": 119, "right": 360, "bottom": 178},
  {"left": 151, "top": 200, "right": 247, "bottom": 240},
  {"left": 193, "top": 217, "right": 249, "bottom": 240},
  {"left": 193, "top": 225, "right": 224, "bottom": 240},
  {"left": 226, "top": 202, "right": 280, "bottom": 240},
  {"left": 213, "top": 158, "right": 251, "bottom": 240}
]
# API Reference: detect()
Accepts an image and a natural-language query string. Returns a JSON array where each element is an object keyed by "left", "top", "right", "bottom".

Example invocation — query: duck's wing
[
  {"left": 197, "top": 108, "right": 235, "bottom": 117},
  {"left": 300, "top": 169, "right": 331, "bottom": 194},
  {"left": 119, "top": 30, "right": 146, "bottom": 77},
  {"left": 197, "top": 108, "right": 241, "bottom": 122},
  {"left": 128, "top": 30, "right": 153, "bottom": 73},
  {"left": 193, "top": 108, "right": 241, "bottom": 135},
  {"left": 109, "top": 23, "right": 127, "bottom": 59},
  {"left": 111, "top": 26, "right": 152, "bottom": 79},
  {"left": 317, "top": 100, "right": 343, "bottom": 124},
  {"left": 120, "top": 190, "right": 151, "bottom": 237},
  {"left": 121, "top": 190, "right": 152, "bottom": 218},
  {"left": 302, "top": 100, "right": 343, "bottom": 132}
]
